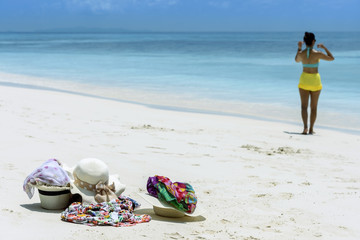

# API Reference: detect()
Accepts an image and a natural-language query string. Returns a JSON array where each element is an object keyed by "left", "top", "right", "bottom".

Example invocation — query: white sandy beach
[{"left": 0, "top": 84, "right": 359, "bottom": 240}]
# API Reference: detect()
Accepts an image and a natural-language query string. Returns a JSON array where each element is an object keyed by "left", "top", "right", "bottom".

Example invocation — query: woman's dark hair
[{"left": 304, "top": 32, "right": 316, "bottom": 46}]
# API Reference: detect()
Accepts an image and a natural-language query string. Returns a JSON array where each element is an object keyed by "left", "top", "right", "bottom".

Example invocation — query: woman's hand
[
  {"left": 317, "top": 43, "right": 334, "bottom": 61},
  {"left": 317, "top": 43, "right": 326, "bottom": 49},
  {"left": 298, "top": 41, "right": 303, "bottom": 49}
]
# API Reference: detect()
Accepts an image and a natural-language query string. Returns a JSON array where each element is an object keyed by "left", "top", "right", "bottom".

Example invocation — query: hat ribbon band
[
  {"left": 38, "top": 189, "right": 71, "bottom": 196},
  {"left": 73, "top": 174, "right": 118, "bottom": 203},
  {"left": 94, "top": 182, "right": 118, "bottom": 203},
  {"left": 73, "top": 173, "right": 98, "bottom": 192}
]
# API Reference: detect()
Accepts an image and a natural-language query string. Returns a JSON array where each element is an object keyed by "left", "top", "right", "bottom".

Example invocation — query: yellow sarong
[{"left": 298, "top": 72, "right": 322, "bottom": 91}]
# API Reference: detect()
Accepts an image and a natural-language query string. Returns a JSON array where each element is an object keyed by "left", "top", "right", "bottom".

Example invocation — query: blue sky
[{"left": 0, "top": 0, "right": 359, "bottom": 32}]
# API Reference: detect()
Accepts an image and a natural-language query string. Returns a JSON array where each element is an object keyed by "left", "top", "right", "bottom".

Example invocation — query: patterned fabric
[
  {"left": 23, "top": 159, "right": 71, "bottom": 199},
  {"left": 147, "top": 176, "right": 197, "bottom": 214},
  {"left": 61, "top": 196, "right": 151, "bottom": 227}
]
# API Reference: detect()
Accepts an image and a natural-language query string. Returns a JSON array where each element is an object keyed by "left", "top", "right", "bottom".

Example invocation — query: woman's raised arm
[
  {"left": 317, "top": 44, "right": 335, "bottom": 61},
  {"left": 295, "top": 41, "right": 303, "bottom": 62}
]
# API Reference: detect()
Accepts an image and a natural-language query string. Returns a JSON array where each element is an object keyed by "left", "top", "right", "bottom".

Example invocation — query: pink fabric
[{"left": 23, "top": 159, "right": 70, "bottom": 199}]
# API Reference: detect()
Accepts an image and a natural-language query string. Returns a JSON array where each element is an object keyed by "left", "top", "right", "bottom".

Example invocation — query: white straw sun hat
[
  {"left": 138, "top": 193, "right": 204, "bottom": 218},
  {"left": 37, "top": 185, "right": 71, "bottom": 210},
  {"left": 68, "top": 158, "right": 126, "bottom": 204}
]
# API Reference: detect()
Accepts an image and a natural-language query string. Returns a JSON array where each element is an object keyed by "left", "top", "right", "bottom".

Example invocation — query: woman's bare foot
[
  {"left": 302, "top": 128, "right": 308, "bottom": 135},
  {"left": 309, "top": 129, "right": 315, "bottom": 135}
]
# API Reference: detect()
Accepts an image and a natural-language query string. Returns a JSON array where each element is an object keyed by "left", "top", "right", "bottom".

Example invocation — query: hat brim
[
  {"left": 70, "top": 174, "right": 125, "bottom": 205},
  {"left": 37, "top": 184, "right": 70, "bottom": 191},
  {"left": 138, "top": 193, "right": 204, "bottom": 218}
]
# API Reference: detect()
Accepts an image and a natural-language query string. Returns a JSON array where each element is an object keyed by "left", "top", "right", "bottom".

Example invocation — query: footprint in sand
[
  {"left": 242, "top": 145, "right": 303, "bottom": 156},
  {"left": 241, "top": 144, "right": 262, "bottom": 152},
  {"left": 203, "top": 190, "right": 211, "bottom": 195},
  {"left": 253, "top": 193, "right": 268, "bottom": 198},
  {"left": 244, "top": 236, "right": 261, "bottom": 240},
  {"left": 205, "top": 230, "right": 217, "bottom": 234},
  {"left": 220, "top": 218, "right": 231, "bottom": 224},
  {"left": 146, "top": 146, "right": 166, "bottom": 150},
  {"left": 7, "top": 163, "right": 16, "bottom": 170},
  {"left": 267, "top": 146, "right": 299, "bottom": 155},
  {"left": 2, "top": 208, "right": 14, "bottom": 213},
  {"left": 264, "top": 181, "right": 279, "bottom": 187},
  {"left": 301, "top": 181, "right": 311, "bottom": 186},
  {"left": 279, "top": 192, "right": 294, "bottom": 200},
  {"left": 131, "top": 124, "right": 174, "bottom": 132},
  {"left": 314, "top": 233, "right": 322, "bottom": 237},
  {"left": 244, "top": 165, "right": 255, "bottom": 169},
  {"left": 164, "top": 232, "right": 185, "bottom": 239},
  {"left": 2, "top": 208, "right": 21, "bottom": 217}
]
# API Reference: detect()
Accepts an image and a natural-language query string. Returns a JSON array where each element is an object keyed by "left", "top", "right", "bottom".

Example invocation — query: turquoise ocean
[{"left": 0, "top": 32, "right": 359, "bottom": 133}]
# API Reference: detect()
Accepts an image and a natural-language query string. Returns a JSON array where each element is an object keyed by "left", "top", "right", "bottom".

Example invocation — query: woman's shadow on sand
[{"left": 283, "top": 131, "right": 305, "bottom": 135}]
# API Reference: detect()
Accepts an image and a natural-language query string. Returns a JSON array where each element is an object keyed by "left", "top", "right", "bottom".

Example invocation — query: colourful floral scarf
[{"left": 147, "top": 175, "right": 197, "bottom": 214}]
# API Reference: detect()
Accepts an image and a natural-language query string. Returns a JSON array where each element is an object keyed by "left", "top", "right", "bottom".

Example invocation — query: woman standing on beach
[{"left": 295, "top": 32, "right": 334, "bottom": 134}]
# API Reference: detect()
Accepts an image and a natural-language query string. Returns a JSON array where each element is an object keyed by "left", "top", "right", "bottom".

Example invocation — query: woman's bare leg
[
  {"left": 299, "top": 88, "right": 310, "bottom": 134},
  {"left": 309, "top": 90, "right": 321, "bottom": 134}
]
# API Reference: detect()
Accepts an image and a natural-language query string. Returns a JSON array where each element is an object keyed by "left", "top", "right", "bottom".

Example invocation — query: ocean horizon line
[{"left": 1, "top": 30, "right": 360, "bottom": 34}]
